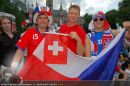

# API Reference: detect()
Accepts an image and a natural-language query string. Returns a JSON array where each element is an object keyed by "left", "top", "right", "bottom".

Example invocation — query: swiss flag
[
  {"left": 18, "top": 33, "right": 79, "bottom": 80},
  {"left": 44, "top": 33, "right": 68, "bottom": 64}
]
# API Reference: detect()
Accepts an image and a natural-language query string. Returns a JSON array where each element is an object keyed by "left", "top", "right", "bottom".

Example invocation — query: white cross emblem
[{"left": 48, "top": 41, "right": 63, "bottom": 56}]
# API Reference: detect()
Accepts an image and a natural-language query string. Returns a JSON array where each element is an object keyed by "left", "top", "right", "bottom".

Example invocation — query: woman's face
[{"left": 93, "top": 17, "right": 104, "bottom": 29}]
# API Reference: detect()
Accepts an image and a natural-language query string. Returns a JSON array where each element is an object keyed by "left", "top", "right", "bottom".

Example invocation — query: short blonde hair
[{"left": 69, "top": 4, "right": 80, "bottom": 14}]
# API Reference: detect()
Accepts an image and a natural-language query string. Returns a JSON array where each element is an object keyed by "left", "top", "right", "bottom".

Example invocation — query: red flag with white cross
[{"left": 44, "top": 33, "right": 68, "bottom": 64}]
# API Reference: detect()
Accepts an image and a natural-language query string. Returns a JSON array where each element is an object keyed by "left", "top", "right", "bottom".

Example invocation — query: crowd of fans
[{"left": 0, "top": 4, "right": 130, "bottom": 83}]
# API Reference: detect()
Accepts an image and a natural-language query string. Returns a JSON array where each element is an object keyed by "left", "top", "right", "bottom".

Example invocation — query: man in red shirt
[
  {"left": 59, "top": 5, "right": 86, "bottom": 56},
  {"left": 11, "top": 7, "right": 53, "bottom": 73}
]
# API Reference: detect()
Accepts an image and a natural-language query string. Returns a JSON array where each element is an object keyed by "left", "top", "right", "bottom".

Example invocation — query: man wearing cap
[
  {"left": 11, "top": 7, "right": 53, "bottom": 74},
  {"left": 84, "top": 11, "right": 130, "bottom": 57}
]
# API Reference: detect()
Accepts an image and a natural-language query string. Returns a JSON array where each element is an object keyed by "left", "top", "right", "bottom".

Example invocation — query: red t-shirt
[
  {"left": 16, "top": 28, "right": 45, "bottom": 61},
  {"left": 115, "top": 66, "right": 121, "bottom": 72},
  {"left": 59, "top": 24, "right": 86, "bottom": 54}
]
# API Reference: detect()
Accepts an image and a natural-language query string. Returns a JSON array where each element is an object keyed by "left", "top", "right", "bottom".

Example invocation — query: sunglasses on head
[{"left": 94, "top": 18, "right": 104, "bottom": 22}]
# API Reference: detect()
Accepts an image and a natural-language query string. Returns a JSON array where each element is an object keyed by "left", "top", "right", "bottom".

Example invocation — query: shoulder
[
  {"left": 60, "top": 24, "right": 67, "bottom": 28},
  {"left": 27, "top": 27, "right": 36, "bottom": 31},
  {"left": 24, "top": 28, "right": 37, "bottom": 34},
  {"left": 104, "top": 29, "right": 112, "bottom": 33},
  {"left": 20, "top": 28, "right": 37, "bottom": 38},
  {"left": 75, "top": 25, "right": 86, "bottom": 34},
  {"left": 59, "top": 24, "right": 67, "bottom": 29},
  {"left": 77, "top": 25, "right": 85, "bottom": 32},
  {"left": 59, "top": 24, "right": 67, "bottom": 33},
  {"left": 14, "top": 33, "right": 20, "bottom": 39}
]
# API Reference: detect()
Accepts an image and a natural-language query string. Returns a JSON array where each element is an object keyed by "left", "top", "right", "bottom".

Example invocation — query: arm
[
  {"left": 118, "top": 68, "right": 128, "bottom": 80},
  {"left": 112, "top": 21, "right": 130, "bottom": 38},
  {"left": 112, "top": 30, "right": 119, "bottom": 37},
  {"left": 84, "top": 35, "right": 91, "bottom": 57},
  {"left": 76, "top": 38, "right": 85, "bottom": 56},
  {"left": 69, "top": 32, "right": 85, "bottom": 56},
  {"left": 11, "top": 49, "right": 24, "bottom": 74},
  {"left": 11, "top": 29, "right": 31, "bottom": 74}
]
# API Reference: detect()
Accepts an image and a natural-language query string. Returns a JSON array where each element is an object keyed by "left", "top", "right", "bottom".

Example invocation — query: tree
[
  {"left": 83, "top": 13, "right": 92, "bottom": 33},
  {"left": 84, "top": 13, "right": 91, "bottom": 23},
  {"left": 118, "top": 0, "right": 130, "bottom": 9},
  {"left": 105, "top": 10, "right": 119, "bottom": 29},
  {"left": 118, "top": 0, "right": 130, "bottom": 24},
  {"left": 83, "top": 0, "right": 130, "bottom": 29},
  {"left": 0, "top": 0, "right": 26, "bottom": 33}
]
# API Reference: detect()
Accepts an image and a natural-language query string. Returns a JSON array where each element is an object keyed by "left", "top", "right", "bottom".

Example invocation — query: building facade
[{"left": 46, "top": 0, "right": 85, "bottom": 26}]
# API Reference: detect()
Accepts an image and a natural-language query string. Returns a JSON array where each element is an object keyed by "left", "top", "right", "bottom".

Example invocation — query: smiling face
[
  {"left": 1, "top": 18, "right": 12, "bottom": 32},
  {"left": 67, "top": 8, "right": 80, "bottom": 24},
  {"left": 36, "top": 14, "right": 49, "bottom": 29},
  {"left": 93, "top": 17, "right": 104, "bottom": 30},
  {"left": 67, "top": 5, "right": 80, "bottom": 25}
]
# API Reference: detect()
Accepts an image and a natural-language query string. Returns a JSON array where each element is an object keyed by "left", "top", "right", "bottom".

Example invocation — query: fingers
[
  {"left": 69, "top": 32, "right": 81, "bottom": 41},
  {"left": 69, "top": 32, "right": 77, "bottom": 40}
]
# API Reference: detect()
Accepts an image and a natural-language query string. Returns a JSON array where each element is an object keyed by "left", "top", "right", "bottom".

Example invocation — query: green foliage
[
  {"left": 118, "top": 0, "right": 130, "bottom": 25},
  {"left": 83, "top": 13, "right": 91, "bottom": 23},
  {"left": 83, "top": 0, "right": 130, "bottom": 29},
  {"left": 105, "top": 10, "right": 119, "bottom": 29},
  {"left": 118, "top": 7, "right": 130, "bottom": 25},
  {"left": 0, "top": 0, "right": 26, "bottom": 33},
  {"left": 118, "top": 0, "right": 130, "bottom": 9}
]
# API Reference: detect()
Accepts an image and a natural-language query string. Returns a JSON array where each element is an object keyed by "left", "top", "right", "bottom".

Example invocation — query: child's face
[{"left": 67, "top": 8, "right": 80, "bottom": 23}]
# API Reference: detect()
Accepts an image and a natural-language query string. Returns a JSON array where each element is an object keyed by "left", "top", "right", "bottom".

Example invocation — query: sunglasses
[{"left": 94, "top": 18, "right": 104, "bottom": 22}]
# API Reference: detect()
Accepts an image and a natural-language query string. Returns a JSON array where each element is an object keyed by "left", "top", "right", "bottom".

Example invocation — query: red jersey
[
  {"left": 115, "top": 66, "right": 121, "bottom": 72},
  {"left": 59, "top": 24, "right": 86, "bottom": 54},
  {"left": 16, "top": 28, "right": 45, "bottom": 61}
]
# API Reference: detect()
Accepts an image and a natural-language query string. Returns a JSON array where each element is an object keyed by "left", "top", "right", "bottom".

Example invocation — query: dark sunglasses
[{"left": 94, "top": 18, "right": 104, "bottom": 22}]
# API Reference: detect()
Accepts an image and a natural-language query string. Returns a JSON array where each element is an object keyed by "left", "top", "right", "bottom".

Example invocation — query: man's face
[
  {"left": 1, "top": 18, "right": 11, "bottom": 31},
  {"left": 67, "top": 8, "right": 80, "bottom": 23},
  {"left": 36, "top": 14, "right": 49, "bottom": 28}
]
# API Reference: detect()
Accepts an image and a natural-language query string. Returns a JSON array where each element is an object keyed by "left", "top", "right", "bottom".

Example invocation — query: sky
[{"left": 27, "top": 0, "right": 122, "bottom": 16}]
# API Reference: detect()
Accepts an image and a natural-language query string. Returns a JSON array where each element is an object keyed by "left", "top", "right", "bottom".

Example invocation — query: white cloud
[
  {"left": 53, "top": 0, "right": 60, "bottom": 10},
  {"left": 28, "top": 0, "right": 121, "bottom": 16},
  {"left": 53, "top": 0, "right": 121, "bottom": 16}
]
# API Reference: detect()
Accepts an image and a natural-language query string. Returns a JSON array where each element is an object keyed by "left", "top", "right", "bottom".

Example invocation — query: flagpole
[{"left": 44, "top": 32, "right": 69, "bottom": 36}]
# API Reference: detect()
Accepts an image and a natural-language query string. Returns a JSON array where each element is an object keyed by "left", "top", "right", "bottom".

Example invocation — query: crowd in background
[{"left": 0, "top": 4, "right": 130, "bottom": 83}]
